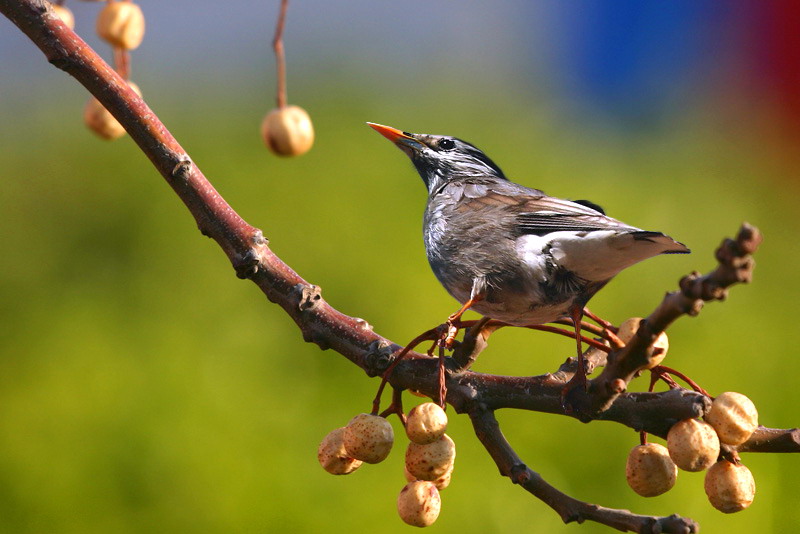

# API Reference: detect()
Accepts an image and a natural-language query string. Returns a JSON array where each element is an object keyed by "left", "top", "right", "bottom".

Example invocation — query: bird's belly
[
  {"left": 438, "top": 268, "right": 577, "bottom": 326},
  {"left": 469, "top": 291, "right": 575, "bottom": 326}
]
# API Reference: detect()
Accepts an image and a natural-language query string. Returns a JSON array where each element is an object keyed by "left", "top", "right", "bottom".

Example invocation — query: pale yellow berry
[
  {"left": 406, "top": 403, "right": 448, "bottom": 445},
  {"left": 342, "top": 413, "right": 393, "bottom": 464},
  {"left": 404, "top": 463, "right": 452, "bottom": 491},
  {"left": 616, "top": 317, "right": 643, "bottom": 343},
  {"left": 405, "top": 433, "right": 455, "bottom": 481},
  {"left": 704, "top": 460, "right": 755, "bottom": 513},
  {"left": 51, "top": 4, "right": 75, "bottom": 30},
  {"left": 260, "top": 105, "right": 314, "bottom": 157},
  {"left": 83, "top": 81, "right": 141, "bottom": 140},
  {"left": 625, "top": 443, "right": 677, "bottom": 497},
  {"left": 667, "top": 419, "right": 720, "bottom": 472},
  {"left": 616, "top": 317, "right": 668, "bottom": 368},
  {"left": 397, "top": 481, "right": 441, "bottom": 527},
  {"left": 705, "top": 392, "right": 758, "bottom": 446},
  {"left": 317, "top": 427, "right": 362, "bottom": 475},
  {"left": 96, "top": 1, "right": 145, "bottom": 50}
]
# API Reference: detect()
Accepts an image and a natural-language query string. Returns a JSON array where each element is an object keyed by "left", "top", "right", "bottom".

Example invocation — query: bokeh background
[{"left": 1, "top": 1, "right": 799, "bottom": 532}]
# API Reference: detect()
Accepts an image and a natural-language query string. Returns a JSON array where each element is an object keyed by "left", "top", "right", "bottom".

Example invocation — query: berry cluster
[
  {"left": 318, "top": 403, "right": 454, "bottom": 527},
  {"left": 626, "top": 391, "right": 758, "bottom": 513}
]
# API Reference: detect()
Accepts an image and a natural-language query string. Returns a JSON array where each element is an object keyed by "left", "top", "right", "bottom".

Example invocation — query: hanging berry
[{"left": 261, "top": 0, "right": 314, "bottom": 157}]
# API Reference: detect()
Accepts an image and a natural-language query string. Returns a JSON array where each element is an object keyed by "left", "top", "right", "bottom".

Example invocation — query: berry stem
[
  {"left": 113, "top": 47, "right": 130, "bottom": 80},
  {"left": 271, "top": 0, "right": 289, "bottom": 109},
  {"left": 656, "top": 365, "right": 710, "bottom": 397},
  {"left": 371, "top": 328, "right": 438, "bottom": 415},
  {"left": 438, "top": 344, "right": 447, "bottom": 409}
]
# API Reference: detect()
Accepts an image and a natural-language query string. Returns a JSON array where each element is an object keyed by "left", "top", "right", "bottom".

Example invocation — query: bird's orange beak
[
  {"left": 367, "top": 122, "right": 424, "bottom": 154},
  {"left": 367, "top": 122, "right": 407, "bottom": 143}
]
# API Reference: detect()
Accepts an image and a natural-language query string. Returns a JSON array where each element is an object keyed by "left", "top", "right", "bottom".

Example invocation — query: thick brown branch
[{"left": 469, "top": 407, "right": 699, "bottom": 533}]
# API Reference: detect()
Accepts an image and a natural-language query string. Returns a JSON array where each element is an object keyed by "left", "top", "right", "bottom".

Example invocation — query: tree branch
[
  {"left": 569, "top": 224, "right": 764, "bottom": 419},
  {"left": 470, "top": 407, "right": 699, "bottom": 533}
]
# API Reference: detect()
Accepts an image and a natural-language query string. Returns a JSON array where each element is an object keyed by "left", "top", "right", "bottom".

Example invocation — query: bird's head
[{"left": 368, "top": 122, "right": 506, "bottom": 194}]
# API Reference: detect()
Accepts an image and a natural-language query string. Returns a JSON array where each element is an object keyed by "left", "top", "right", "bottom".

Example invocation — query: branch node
[
  {"left": 171, "top": 155, "right": 193, "bottom": 180},
  {"left": 509, "top": 463, "right": 531, "bottom": 485},
  {"left": 364, "top": 340, "right": 394, "bottom": 376},
  {"left": 251, "top": 230, "right": 269, "bottom": 247},
  {"left": 233, "top": 247, "right": 262, "bottom": 279},
  {"left": 295, "top": 283, "right": 322, "bottom": 312},
  {"left": 354, "top": 317, "right": 372, "bottom": 332}
]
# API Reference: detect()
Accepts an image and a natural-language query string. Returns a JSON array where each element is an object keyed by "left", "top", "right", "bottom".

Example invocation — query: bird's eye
[{"left": 439, "top": 139, "right": 455, "bottom": 150}]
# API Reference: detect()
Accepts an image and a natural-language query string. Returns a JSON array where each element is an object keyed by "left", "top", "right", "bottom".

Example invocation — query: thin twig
[{"left": 272, "top": 0, "right": 289, "bottom": 109}]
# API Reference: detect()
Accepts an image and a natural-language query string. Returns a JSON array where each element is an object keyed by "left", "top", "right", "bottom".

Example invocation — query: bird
[{"left": 367, "top": 122, "right": 689, "bottom": 390}]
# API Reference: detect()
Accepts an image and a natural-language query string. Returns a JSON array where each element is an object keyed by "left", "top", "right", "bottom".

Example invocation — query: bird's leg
[
  {"left": 442, "top": 280, "right": 486, "bottom": 349},
  {"left": 570, "top": 305, "right": 587, "bottom": 386},
  {"left": 561, "top": 305, "right": 589, "bottom": 406},
  {"left": 447, "top": 296, "right": 480, "bottom": 323},
  {"left": 442, "top": 298, "right": 477, "bottom": 348}
]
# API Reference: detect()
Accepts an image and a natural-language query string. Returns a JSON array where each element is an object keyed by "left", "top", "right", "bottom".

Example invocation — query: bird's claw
[
  {"left": 560, "top": 366, "right": 589, "bottom": 414},
  {"left": 441, "top": 321, "right": 459, "bottom": 349}
]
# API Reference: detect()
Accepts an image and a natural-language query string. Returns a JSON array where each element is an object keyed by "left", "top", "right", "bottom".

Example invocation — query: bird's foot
[
  {"left": 441, "top": 320, "right": 460, "bottom": 350},
  {"left": 560, "top": 365, "right": 589, "bottom": 414}
]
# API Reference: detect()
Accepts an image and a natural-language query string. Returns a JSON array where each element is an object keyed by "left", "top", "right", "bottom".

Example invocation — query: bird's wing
[{"left": 514, "top": 195, "right": 637, "bottom": 236}]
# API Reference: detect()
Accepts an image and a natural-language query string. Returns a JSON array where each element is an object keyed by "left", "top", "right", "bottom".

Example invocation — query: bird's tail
[{"left": 632, "top": 231, "right": 690, "bottom": 254}]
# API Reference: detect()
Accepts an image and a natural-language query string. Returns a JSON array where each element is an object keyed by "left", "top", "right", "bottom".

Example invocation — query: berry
[
  {"left": 405, "top": 433, "right": 455, "bottom": 481},
  {"left": 705, "top": 392, "right": 758, "bottom": 446},
  {"left": 51, "top": 4, "right": 75, "bottom": 30},
  {"left": 404, "top": 464, "right": 452, "bottom": 491},
  {"left": 704, "top": 460, "right": 755, "bottom": 513},
  {"left": 96, "top": 1, "right": 145, "bottom": 50},
  {"left": 317, "top": 427, "right": 362, "bottom": 475},
  {"left": 342, "top": 413, "right": 394, "bottom": 464},
  {"left": 405, "top": 402, "right": 448, "bottom": 445},
  {"left": 397, "top": 481, "right": 441, "bottom": 527},
  {"left": 625, "top": 443, "right": 678, "bottom": 497},
  {"left": 260, "top": 105, "right": 314, "bottom": 157},
  {"left": 667, "top": 418, "right": 720, "bottom": 472},
  {"left": 616, "top": 317, "right": 668, "bottom": 368}
]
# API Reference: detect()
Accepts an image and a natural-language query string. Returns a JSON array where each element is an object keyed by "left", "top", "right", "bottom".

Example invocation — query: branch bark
[{"left": 0, "top": 2, "right": 794, "bottom": 532}]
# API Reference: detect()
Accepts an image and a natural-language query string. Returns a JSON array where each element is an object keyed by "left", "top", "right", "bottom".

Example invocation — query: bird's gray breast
[{"left": 423, "top": 185, "right": 531, "bottom": 306}]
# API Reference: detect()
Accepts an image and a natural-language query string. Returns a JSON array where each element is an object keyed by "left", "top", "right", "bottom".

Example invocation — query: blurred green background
[{"left": 1, "top": 1, "right": 800, "bottom": 533}]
